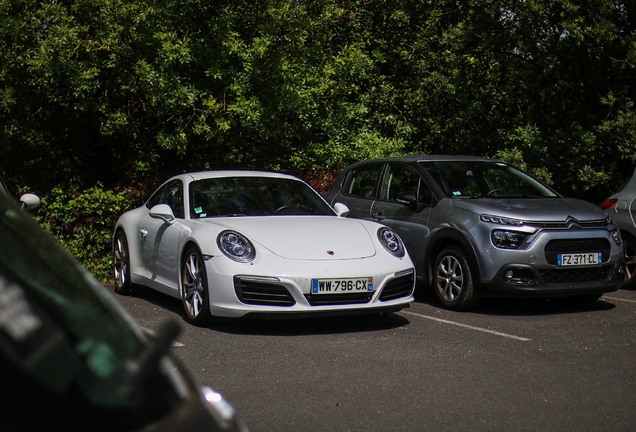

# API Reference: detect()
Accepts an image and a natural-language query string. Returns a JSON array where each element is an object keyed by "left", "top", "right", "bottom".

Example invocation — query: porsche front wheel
[{"left": 181, "top": 246, "right": 212, "bottom": 326}]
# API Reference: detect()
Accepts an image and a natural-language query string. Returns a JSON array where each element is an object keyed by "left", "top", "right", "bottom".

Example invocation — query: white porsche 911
[{"left": 112, "top": 171, "right": 415, "bottom": 325}]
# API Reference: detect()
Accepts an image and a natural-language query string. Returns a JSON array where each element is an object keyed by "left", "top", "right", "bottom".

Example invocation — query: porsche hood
[{"left": 205, "top": 216, "right": 378, "bottom": 260}]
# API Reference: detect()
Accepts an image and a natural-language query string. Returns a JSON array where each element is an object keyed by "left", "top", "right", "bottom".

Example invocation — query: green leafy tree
[
  {"left": 2, "top": 0, "right": 636, "bottom": 278},
  {"left": 3, "top": 0, "right": 636, "bottom": 201}
]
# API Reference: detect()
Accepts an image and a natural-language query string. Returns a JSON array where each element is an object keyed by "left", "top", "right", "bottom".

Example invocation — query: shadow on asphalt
[
  {"left": 413, "top": 283, "right": 616, "bottom": 316},
  {"left": 108, "top": 280, "right": 617, "bottom": 333},
  {"left": 109, "top": 282, "right": 184, "bottom": 312},
  {"left": 211, "top": 312, "right": 411, "bottom": 336},
  {"left": 106, "top": 283, "right": 412, "bottom": 336}
]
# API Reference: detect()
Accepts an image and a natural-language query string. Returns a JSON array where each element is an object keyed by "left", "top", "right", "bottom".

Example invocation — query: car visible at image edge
[
  {"left": 325, "top": 154, "right": 625, "bottom": 310},
  {"left": 601, "top": 166, "right": 636, "bottom": 288},
  {"left": 0, "top": 191, "right": 248, "bottom": 431}
]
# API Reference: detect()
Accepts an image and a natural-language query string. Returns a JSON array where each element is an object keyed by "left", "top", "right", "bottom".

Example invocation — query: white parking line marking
[
  {"left": 603, "top": 296, "right": 636, "bottom": 304},
  {"left": 403, "top": 311, "right": 531, "bottom": 341}
]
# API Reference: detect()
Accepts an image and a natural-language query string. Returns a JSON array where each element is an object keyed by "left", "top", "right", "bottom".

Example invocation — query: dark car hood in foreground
[
  {"left": 0, "top": 194, "right": 247, "bottom": 432},
  {"left": 450, "top": 197, "right": 608, "bottom": 222}
]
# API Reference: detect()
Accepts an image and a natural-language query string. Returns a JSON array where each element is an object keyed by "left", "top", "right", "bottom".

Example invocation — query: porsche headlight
[
  {"left": 377, "top": 227, "right": 405, "bottom": 258},
  {"left": 217, "top": 231, "right": 255, "bottom": 262}
]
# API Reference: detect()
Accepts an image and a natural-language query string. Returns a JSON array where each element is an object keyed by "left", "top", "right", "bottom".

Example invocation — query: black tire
[
  {"left": 113, "top": 230, "right": 133, "bottom": 295},
  {"left": 433, "top": 245, "right": 480, "bottom": 311},
  {"left": 621, "top": 233, "right": 636, "bottom": 289},
  {"left": 180, "top": 246, "right": 212, "bottom": 326}
]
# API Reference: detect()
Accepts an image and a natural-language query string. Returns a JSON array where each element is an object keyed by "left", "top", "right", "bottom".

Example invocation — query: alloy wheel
[
  {"left": 436, "top": 254, "right": 464, "bottom": 302},
  {"left": 113, "top": 232, "right": 132, "bottom": 294},
  {"left": 181, "top": 247, "right": 211, "bottom": 325}
]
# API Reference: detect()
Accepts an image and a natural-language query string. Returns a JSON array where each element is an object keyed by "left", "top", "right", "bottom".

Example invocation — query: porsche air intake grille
[
  {"left": 305, "top": 292, "right": 373, "bottom": 306},
  {"left": 539, "top": 267, "right": 611, "bottom": 284},
  {"left": 379, "top": 272, "right": 415, "bottom": 301},
  {"left": 234, "top": 277, "right": 296, "bottom": 306}
]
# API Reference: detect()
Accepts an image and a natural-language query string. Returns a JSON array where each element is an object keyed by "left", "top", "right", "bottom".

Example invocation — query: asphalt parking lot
[{"left": 108, "top": 284, "right": 636, "bottom": 432}]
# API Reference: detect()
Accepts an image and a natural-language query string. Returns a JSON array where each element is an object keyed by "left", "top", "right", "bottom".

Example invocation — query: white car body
[{"left": 113, "top": 171, "right": 415, "bottom": 322}]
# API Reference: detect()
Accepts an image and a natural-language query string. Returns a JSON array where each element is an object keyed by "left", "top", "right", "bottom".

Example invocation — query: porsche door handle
[{"left": 140, "top": 229, "right": 148, "bottom": 238}]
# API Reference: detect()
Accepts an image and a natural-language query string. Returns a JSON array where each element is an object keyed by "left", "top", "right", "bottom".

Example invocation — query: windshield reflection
[
  {"left": 420, "top": 161, "right": 559, "bottom": 199},
  {"left": 189, "top": 176, "right": 335, "bottom": 218}
]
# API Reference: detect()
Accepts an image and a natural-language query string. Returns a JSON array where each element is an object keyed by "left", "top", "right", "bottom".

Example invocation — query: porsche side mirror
[
  {"left": 333, "top": 202, "right": 350, "bottom": 217},
  {"left": 149, "top": 204, "right": 176, "bottom": 223},
  {"left": 20, "top": 193, "right": 40, "bottom": 211}
]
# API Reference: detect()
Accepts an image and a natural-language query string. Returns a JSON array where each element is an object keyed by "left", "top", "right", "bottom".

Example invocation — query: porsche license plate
[
  {"left": 557, "top": 252, "right": 602, "bottom": 267},
  {"left": 311, "top": 278, "right": 373, "bottom": 294}
]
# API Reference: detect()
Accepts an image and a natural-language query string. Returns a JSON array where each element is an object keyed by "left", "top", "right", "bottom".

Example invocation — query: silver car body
[
  {"left": 601, "top": 167, "right": 636, "bottom": 287},
  {"left": 325, "top": 155, "right": 625, "bottom": 310}
]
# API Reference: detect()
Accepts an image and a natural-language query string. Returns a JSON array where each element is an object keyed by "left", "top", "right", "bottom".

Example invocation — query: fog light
[{"left": 502, "top": 268, "right": 536, "bottom": 285}]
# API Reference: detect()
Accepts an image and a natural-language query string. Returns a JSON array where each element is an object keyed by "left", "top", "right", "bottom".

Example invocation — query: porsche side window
[
  {"left": 146, "top": 180, "right": 184, "bottom": 219},
  {"left": 343, "top": 164, "right": 383, "bottom": 199},
  {"left": 163, "top": 180, "right": 184, "bottom": 219},
  {"left": 146, "top": 185, "right": 166, "bottom": 209}
]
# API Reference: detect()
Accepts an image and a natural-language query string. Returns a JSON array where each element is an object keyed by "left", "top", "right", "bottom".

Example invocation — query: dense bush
[
  {"left": 2, "top": 0, "right": 635, "bottom": 205},
  {"left": 35, "top": 185, "right": 144, "bottom": 281},
  {"left": 4, "top": 0, "right": 635, "bottom": 280}
]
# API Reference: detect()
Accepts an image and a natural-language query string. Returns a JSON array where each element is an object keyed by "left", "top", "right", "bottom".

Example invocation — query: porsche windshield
[
  {"left": 419, "top": 160, "right": 559, "bottom": 199},
  {"left": 189, "top": 176, "right": 335, "bottom": 217}
]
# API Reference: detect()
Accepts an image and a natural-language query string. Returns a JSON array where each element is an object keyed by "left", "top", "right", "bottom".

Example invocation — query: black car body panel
[{"left": 0, "top": 193, "right": 247, "bottom": 431}]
